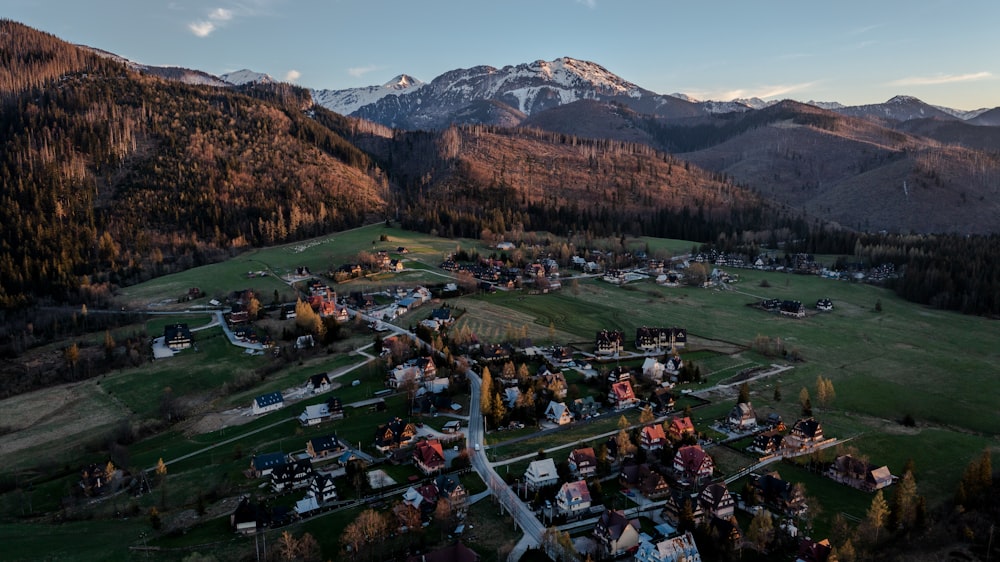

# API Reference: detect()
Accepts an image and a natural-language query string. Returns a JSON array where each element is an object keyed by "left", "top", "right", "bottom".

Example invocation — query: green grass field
[{"left": 4, "top": 225, "right": 1000, "bottom": 561}]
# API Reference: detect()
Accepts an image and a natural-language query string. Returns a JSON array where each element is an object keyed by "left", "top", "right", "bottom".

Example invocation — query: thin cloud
[
  {"left": 188, "top": 21, "right": 215, "bottom": 37},
  {"left": 848, "top": 23, "right": 883, "bottom": 35},
  {"left": 576, "top": 0, "right": 597, "bottom": 7},
  {"left": 348, "top": 65, "right": 378, "bottom": 78},
  {"left": 209, "top": 8, "right": 233, "bottom": 21},
  {"left": 889, "top": 72, "right": 992, "bottom": 87},
  {"left": 690, "top": 81, "right": 818, "bottom": 101},
  {"left": 284, "top": 69, "right": 301, "bottom": 82}
]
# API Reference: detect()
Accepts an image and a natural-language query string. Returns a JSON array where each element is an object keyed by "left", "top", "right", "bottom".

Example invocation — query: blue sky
[{"left": 8, "top": 0, "right": 1000, "bottom": 109}]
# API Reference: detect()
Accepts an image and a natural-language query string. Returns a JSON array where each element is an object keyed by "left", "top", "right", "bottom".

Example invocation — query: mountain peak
[
  {"left": 220, "top": 69, "right": 276, "bottom": 86},
  {"left": 887, "top": 95, "right": 922, "bottom": 104},
  {"left": 384, "top": 74, "right": 423, "bottom": 90}
]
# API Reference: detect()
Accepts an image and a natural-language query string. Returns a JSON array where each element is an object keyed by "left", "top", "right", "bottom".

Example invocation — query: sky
[{"left": 7, "top": 0, "right": 1000, "bottom": 110}]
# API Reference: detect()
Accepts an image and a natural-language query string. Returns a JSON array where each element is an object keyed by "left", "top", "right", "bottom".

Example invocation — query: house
[
  {"left": 608, "top": 380, "right": 638, "bottom": 410},
  {"left": 699, "top": 483, "right": 735, "bottom": 520},
  {"left": 571, "top": 396, "right": 600, "bottom": 419},
  {"left": 568, "top": 447, "right": 598, "bottom": 478},
  {"left": 402, "top": 484, "right": 438, "bottom": 521},
  {"left": 641, "top": 424, "right": 668, "bottom": 451},
  {"left": 271, "top": 459, "right": 313, "bottom": 493},
  {"left": 748, "top": 430, "right": 784, "bottom": 456},
  {"left": 525, "top": 458, "right": 559, "bottom": 491},
  {"left": 785, "top": 418, "right": 824, "bottom": 450},
  {"left": 780, "top": 300, "right": 806, "bottom": 318},
  {"left": 374, "top": 417, "right": 417, "bottom": 452},
  {"left": 649, "top": 387, "right": 676, "bottom": 413},
  {"left": 816, "top": 298, "right": 834, "bottom": 312},
  {"left": 620, "top": 463, "right": 671, "bottom": 500},
  {"left": 642, "top": 357, "right": 667, "bottom": 382},
  {"left": 634, "top": 531, "right": 702, "bottom": 562},
  {"left": 295, "top": 335, "right": 314, "bottom": 349},
  {"left": 595, "top": 329, "right": 625, "bottom": 355},
  {"left": 663, "top": 489, "right": 705, "bottom": 526},
  {"left": 593, "top": 509, "right": 641, "bottom": 558},
  {"left": 667, "top": 416, "right": 696, "bottom": 442},
  {"left": 429, "top": 307, "right": 455, "bottom": 326},
  {"left": 827, "top": 455, "right": 896, "bottom": 492},
  {"left": 413, "top": 439, "right": 446, "bottom": 475},
  {"left": 607, "top": 366, "right": 632, "bottom": 384},
  {"left": 404, "top": 542, "right": 480, "bottom": 562},
  {"left": 727, "top": 402, "right": 757, "bottom": 431},
  {"left": 556, "top": 480, "right": 592, "bottom": 517},
  {"left": 545, "top": 401, "right": 574, "bottom": 425},
  {"left": 635, "top": 327, "right": 687, "bottom": 352},
  {"left": 298, "top": 401, "right": 344, "bottom": 426},
  {"left": 442, "top": 420, "right": 463, "bottom": 434},
  {"left": 250, "top": 452, "right": 287, "bottom": 478},
  {"left": 306, "top": 434, "right": 346, "bottom": 459},
  {"left": 435, "top": 473, "right": 468, "bottom": 513},
  {"left": 797, "top": 538, "right": 834, "bottom": 562},
  {"left": 231, "top": 496, "right": 267, "bottom": 535},
  {"left": 164, "top": 323, "right": 193, "bottom": 350},
  {"left": 753, "top": 471, "right": 807, "bottom": 516},
  {"left": 325, "top": 396, "right": 344, "bottom": 419},
  {"left": 708, "top": 516, "right": 743, "bottom": 547},
  {"left": 673, "top": 445, "right": 714, "bottom": 483},
  {"left": 252, "top": 392, "right": 284, "bottom": 415}
]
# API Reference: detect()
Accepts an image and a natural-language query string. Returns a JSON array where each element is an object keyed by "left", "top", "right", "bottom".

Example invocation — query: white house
[
  {"left": 545, "top": 401, "right": 574, "bottom": 425},
  {"left": 525, "top": 458, "right": 559, "bottom": 491},
  {"left": 634, "top": 531, "right": 702, "bottom": 562},
  {"left": 252, "top": 392, "right": 284, "bottom": 415}
]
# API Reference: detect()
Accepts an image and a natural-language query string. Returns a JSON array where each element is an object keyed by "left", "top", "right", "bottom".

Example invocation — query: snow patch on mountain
[
  {"left": 220, "top": 69, "right": 276, "bottom": 86},
  {"left": 932, "top": 104, "right": 992, "bottom": 120},
  {"left": 312, "top": 74, "right": 425, "bottom": 116}
]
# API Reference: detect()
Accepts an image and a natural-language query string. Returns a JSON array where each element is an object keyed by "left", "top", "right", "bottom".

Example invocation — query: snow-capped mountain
[
  {"left": 312, "top": 75, "right": 425, "bottom": 117},
  {"left": 315, "top": 57, "right": 703, "bottom": 130},
  {"left": 932, "top": 104, "right": 992, "bottom": 121},
  {"left": 220, "top": 69, "right": 276, "bottom": 86},
  {"left": 834, "top": 95, "right": 959, "bottom": 122}
]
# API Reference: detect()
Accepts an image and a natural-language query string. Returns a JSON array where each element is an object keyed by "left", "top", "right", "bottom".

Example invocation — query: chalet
[
  {"left": 480, "top": 343, "right": 513, "bottom": 363},
  {"left": 231, "top": 496, "right": 267, "bottom": 535},
  {"left": 164, "top": 323, "right": 193, "bottom": 351},
  {"left": 503, "top": 387, "right": 521, "bottom": 408},
  {"left": 753, "top": 471, "right": 807, "bottom": 516},
  {"left": 571, "top": 396, "right": 600, "bottom": 419},
  {"left": 797, "top": 538, "right": 834, "bottom": 562},
  {"left": 538, "top": 368, "right": 568, "bottom": 399},
  {"left": 785, "top": 418, "right": 824, "bottom": 450},
  {"left": 765, "top": 412, "right": 785, "bottom": 430},
  {"left": 607, "top": 366, "right": 632, "bottom": 384},
  {"left": 608, "top": 380, "right": 639, "bottom": 410},
  {"left": 298, "top": 473, "right": 337, "bottom": 513},
  {"left": 727, "top": 402, "right": 758, "bottom": 431},
  {"left": 252, "top": 392, "right": 284, "bottom": 415},
  {"left": 816, "top": 298, "right": 834, "bottom": 312},
  {"left": 593, "top": 509, "right": 641, "bottom": 558},
  {"left": 673, "top": 445, "right": 714, "bottom": 483},
  {"left": 250, "top": 452, "right": 287, "bottom": 478},
  {"left": 306, "top": 434, "right": 346, "bottom": 459},
  {"left": 621, "top": 463, "right": 671, "bottom": 500},
  {"left": 435, "top": 473, "right": 468, "bottom": 513},
  {"left": 748, "top": 430, "right": 784, "bottom": 456},
  {"left": 525, "top": 458, "right": 559, "bottom": 491},
  {"left": 780, "top": 300, "right": 806, "bottom": 318},
  {"left": 568, "top": 447, "right": 598, "bottom": 478},
  {"left": 827, "top": 455, "right": 896, "bottom": 492},
  {"left": 635, "top": 327, "right": 687, "bottom": 352},
  {"left": 295, "top": 335, "right": 314, "bottom": 349},
  {"left": 442, "top": 420, "right": 463, "bottom": 434},
  {"left": 663, "top": 489, "right": 705, "bottom": 526},
  {"left": 709, "top": 516, "right": 743, "bottom": 547},
  {"left": 556, "top": 480, "right": 592, "bottom": 517},
  {"left": 634, "top": 531, "right": 702, "bottom": 562},
  {"left": 760, "top": 298, "right": 781, "bottom": 311},
  {"left": 271, "top": 459, "right": 313, "bottom": 493},
  {"left": 641, "top": 424, "right": 668, "bottom": 451},
  {"left": 552, "top": 347, "right": 574, "bottom": 363},
  {"left": 413, "top": 439, "right": 446, "bottom": 475},
  {"left": 79, "top": 463, "right": 111, "bottom": 497},
  {"left": 402, "top": 483, "right": 439, "bottom": 520},
  {"left": 374, "top": 417, "right": 417, "bottom": 452},
  {"left": 595, "top": 329, "right": 625, "bottom": 355},
  {"left": 299, "top": 403, "right": 338, "bottom": 426},
  {"left": 698, "top": 483, "right": 735, "bottom": 520},
  {"left": 649, "top": 387, "right": 676, "bottom": 413},
  {"left": 545, "top": 401, "right": 574, "bottom": 425},
  {"left": 667, "top": 416, "right": 696, "bottom": 442},
  {"left": 642, "top": 358, "right": 667, "bottom": 382},
  {"left": 664, "top": 355, "right": 684, "bottom": 376},
  {"left": 429, "top": 307, "right": 455, "bottom": 326}
]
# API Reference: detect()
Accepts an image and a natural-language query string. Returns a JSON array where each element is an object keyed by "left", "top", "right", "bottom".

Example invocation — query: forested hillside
[{"left": 0, "top": 21, "right": 387, "bottom": 307}]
